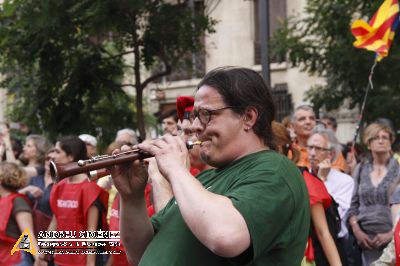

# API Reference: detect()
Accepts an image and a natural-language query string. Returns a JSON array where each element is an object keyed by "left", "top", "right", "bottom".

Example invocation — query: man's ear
[{"left": 243, "top": 106, "right": 258, "bottom": 128}]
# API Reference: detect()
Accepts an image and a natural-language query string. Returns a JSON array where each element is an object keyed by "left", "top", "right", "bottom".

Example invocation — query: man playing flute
[{"left": 111, "top": 67, "right": 310, "bottom": 265}]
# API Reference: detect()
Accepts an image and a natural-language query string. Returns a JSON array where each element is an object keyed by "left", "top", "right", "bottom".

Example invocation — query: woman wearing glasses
[{"left": 347, "top": 123, "right": 400, "bottom": 266}]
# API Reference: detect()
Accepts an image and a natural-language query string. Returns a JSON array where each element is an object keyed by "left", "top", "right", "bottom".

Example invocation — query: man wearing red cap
[{"left": 176, "top": 96, "right": 195, "bottom": 125}]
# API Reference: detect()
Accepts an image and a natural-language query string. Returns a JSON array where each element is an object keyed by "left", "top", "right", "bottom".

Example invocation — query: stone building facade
[{"left": 148, "top": 0, "right": 357, "bottom": 143}]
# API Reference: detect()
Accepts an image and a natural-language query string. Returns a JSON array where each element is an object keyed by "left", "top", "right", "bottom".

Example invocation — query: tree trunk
[
  {"left": 132, "top": 19, "right": 146, "bottom": 140},
  {"left": 136, "top": 86, "right": 145, "bottom": 140}
]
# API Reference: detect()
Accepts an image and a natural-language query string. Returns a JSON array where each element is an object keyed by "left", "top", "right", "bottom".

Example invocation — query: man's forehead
[
  {"left": 163, "top": 117, "right": 177, "bottom": 125},
  {"left": 194, "top": 86, "right": 224, "bottom": 109},
  {"left": 308, "top": 134, "right": 328, "bottom": 146},
  {"left": 294, "top": 109, "right": 315, "bottom": 119}
]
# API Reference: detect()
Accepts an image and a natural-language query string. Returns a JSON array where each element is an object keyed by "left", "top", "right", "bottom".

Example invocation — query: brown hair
[
  {"left": 272, "top": 121, "right": 300, "bottom": 163},
  {"left": 197, "top": 67, "right": 276, "bottom": 149},
  {"left": 58, "top": 136, "right": 88, "bottom": 162},
  {"left": 0, "top": 162, "right": 27, "bottom": 191}
]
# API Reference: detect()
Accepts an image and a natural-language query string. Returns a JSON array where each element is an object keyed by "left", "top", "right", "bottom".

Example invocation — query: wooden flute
[{"left": 50, "top": 140, "right": 202, "bottom": 182}]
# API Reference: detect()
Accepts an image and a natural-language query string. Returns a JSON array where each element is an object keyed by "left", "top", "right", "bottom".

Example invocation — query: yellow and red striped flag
[{"left": 351, "top": 0, "right": 399, "bottom": 61}]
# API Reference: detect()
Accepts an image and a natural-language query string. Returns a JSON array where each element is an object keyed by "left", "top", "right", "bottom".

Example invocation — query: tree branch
[
  {"left": 141, "top": 64, "right": 172, "bottom": 89},
  {"left": 92, "top": 42, "right": 134, "bottom": 60}
]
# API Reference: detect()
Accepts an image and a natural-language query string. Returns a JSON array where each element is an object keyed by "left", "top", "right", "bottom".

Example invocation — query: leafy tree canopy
[
  {"left": 270, "top": 0, "right": 400, "bottom": 128},
  {"left": 0, "top": 0, "right": 216, "bottom": 145}
]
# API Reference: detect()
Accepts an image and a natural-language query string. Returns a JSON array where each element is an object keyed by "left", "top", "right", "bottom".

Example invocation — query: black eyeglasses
[{"left": 189, "top": 106, "right": 239, "bottom": 125}]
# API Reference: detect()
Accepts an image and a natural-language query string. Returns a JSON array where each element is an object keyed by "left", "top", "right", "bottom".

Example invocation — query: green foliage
[
  {"left": 0, "top": 0, "right": 215, "bottom": 142},
  {"left": 270, "top": 0, "right": 400, "bottom": 128}
]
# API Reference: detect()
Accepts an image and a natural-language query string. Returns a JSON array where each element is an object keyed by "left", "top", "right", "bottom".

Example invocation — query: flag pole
[{"left": 351, "top": 59, "right": 378, "bottom": 148}]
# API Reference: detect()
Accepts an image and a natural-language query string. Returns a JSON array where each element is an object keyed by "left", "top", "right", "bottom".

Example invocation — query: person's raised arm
[
  {"left": 139, "top": 135, "right": 251, "bottom": 257},
  {"left": 110, "top": 146, "right": 154, "bottom": 265},
  {"left": 1, "top": 125, "right": 17, "bottom": 162}
]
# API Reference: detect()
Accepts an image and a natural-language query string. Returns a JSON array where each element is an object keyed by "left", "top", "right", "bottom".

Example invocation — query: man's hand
[
  {"left": 317, "top": 159, "right": 331, "bottom": 181},
  {"left": 138, "top": 135, "right": 188, "bottom": 181},
  {"left": 109, "top": 145, "right": 149, "bottom": 201}
]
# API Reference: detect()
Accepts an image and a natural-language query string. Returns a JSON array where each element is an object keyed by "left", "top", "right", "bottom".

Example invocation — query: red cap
[{"left": 176, "top": 96, "right": 195, "bottom": 122}]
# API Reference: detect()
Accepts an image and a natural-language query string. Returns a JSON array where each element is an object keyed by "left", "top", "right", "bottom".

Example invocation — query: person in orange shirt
[
  {"left": 290, "top": 105, "right": 316, "bottom": 168},
  {"left": 291, "top": 105, "right": 348, "bottom": 172}
]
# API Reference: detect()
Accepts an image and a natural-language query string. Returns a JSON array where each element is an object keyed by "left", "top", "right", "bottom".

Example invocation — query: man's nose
[{"left": 191, "top": 117, "right": 203, "bottom": 135}]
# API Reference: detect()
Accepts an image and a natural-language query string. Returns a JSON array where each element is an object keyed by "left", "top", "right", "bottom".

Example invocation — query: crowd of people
[{"left": 1, "top": 66, "right": 400, "bottom": 266}]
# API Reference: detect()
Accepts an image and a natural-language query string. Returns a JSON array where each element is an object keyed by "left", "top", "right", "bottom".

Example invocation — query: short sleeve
[
  {"left": 303, "top": 171, "right": 332, "bottom": 208},
  {"left": 12, "top": 197, "right": 31, "bottom": 215},
  {"left": 150, "top": 198, "right": 174, "bottom": 233}
]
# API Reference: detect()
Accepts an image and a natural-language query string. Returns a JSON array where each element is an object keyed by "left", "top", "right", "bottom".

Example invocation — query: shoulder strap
[{"left": 354, "top": 161, "right": 364, "bottom": 190}]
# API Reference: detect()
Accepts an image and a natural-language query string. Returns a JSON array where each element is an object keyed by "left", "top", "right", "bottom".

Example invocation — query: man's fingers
[
  {"left": 175, "top": 135, "right": 187, "bottom": 152},
  {"left": 112, "top": 148, "right": 121, "bottom": 155},
  {"left": 120, "top": 144, "right": 132, "bottom": 152}
]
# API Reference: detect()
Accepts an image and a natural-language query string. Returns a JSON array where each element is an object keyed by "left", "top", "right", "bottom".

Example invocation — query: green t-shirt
[{"left": 140, "top": 150, "right": 310, "bottom": 266}]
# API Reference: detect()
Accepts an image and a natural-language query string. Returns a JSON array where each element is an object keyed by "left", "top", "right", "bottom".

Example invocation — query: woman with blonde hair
[
  {"left": 348, "top": 122, "right": 399, "bottom": 265},
  {"left": 0, "top": 162, "right": 39, "bottom": 265}
]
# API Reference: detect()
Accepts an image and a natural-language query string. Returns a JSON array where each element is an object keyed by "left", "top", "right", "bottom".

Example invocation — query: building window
[
  {"left": 271, "top": 83, "right": 293, "bottom": 122},
  {"left": 254, "top": 0, "right": 286, "bottom": 64}
]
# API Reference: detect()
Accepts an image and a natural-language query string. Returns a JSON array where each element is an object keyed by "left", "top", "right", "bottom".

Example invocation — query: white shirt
[{"left": 325, "top": 169, "right": 355, "bottom": 238}]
